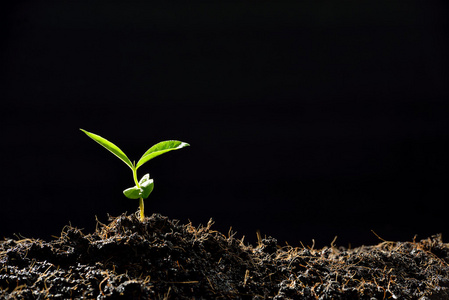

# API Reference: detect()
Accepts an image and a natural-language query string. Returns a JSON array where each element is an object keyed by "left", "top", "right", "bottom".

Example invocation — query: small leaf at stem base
[
  {"left": 123, "top": 186, "right": 142, "bottom": 199},
  {"left": 123, "top": 174, "right": 154, "bottom": 199},
  {"left": 140, "top": 178, "right": 154, "bottom": 199}
]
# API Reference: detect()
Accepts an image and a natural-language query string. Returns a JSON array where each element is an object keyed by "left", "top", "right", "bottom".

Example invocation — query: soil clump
[{"left": 1, "top": 212, "right": 449, "bottom": 299}]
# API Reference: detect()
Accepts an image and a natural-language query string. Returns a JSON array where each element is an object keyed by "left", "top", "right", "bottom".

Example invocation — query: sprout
[{"left": 80, "top": 129, "right": 189, "bottom": 221}]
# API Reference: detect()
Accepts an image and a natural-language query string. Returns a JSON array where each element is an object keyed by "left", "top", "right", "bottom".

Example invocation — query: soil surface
[{"left": 1, "top": 212, "right": 449, "bottom": 299}]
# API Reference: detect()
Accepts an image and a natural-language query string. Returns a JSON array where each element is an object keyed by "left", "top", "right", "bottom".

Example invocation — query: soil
[{"left": 1, "top": 212, "right": 449, "bottom": 299}]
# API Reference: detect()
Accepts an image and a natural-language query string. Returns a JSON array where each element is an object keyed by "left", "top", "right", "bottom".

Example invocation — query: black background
[{"left": 2, "top": 1, "right": 448, "bottom": 248}]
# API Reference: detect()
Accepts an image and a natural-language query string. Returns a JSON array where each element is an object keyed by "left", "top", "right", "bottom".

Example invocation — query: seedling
[{"left": 80, "top": 129, "right": 189, "bottom": 221}]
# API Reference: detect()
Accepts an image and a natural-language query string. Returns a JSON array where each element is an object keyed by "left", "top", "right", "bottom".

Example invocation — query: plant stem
[
  {"left": 132, "top": 168, "right": 140, "bottom": 188},
  {"left": 132, "top": 167, "right": 145, "bottom": 221},
  {"left": 139, "top": 197, "right": 145, "bottom": 221}
]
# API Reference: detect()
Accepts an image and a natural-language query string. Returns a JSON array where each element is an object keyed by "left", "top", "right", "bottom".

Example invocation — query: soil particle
[{"left": 1, "top": 212, "right": 448, "bottom": 299}]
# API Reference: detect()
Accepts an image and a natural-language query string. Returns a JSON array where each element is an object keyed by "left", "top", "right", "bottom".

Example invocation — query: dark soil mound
[{"left": 1, "top": 212, "right": 449, "bottom": 299}]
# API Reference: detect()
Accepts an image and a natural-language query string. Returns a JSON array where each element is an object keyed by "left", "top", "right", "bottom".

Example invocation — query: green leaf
[
  {"left": 123, "top": 186, "right": 141, "bottom": 199},
  {"left": 139, "top": 173, "right": 151, "bottom": 185},
  {"left": 80, "top": 129, "right": 134, "bottom": 170},
  {"left": 140, "top": 178, "right": 154, "bottom": 199},
  {"left": 123, "top": 176, "right": 154, "bottom": 199},
  {"left": 136, "top": 140, "right": 189, "bottom": 170},
  {"left": 137, "top": 174, "right": 154, "bottom": 199}
]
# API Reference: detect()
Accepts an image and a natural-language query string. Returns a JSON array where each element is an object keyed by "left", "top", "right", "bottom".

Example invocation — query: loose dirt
[{"left": 1, "top": 212, "right": 448, "bottom": 299}]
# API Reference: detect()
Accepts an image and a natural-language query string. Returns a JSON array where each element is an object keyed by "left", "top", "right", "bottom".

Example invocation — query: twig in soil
[
  {"left": 163, "top": 286, "right": 171, "bottom": 300},
  {"left": 371, "top": 230, "right": 389, "bottom": 243},
  {"left": 206, "top": 276, "right": 215, "bottom": 292},
  {"left": 330, "top": 235, "right": 338, "bottom": 248},
  {"left": 243, "top": 269, "right": 250, "bottom": 287},
  {"left": 99, "top": 274, "right": 110, "bottom": 296}
]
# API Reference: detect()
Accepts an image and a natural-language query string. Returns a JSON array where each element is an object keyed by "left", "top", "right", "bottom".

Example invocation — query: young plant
[{"left": 80, "top": 129, "right": 189, "bottom": 221}]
